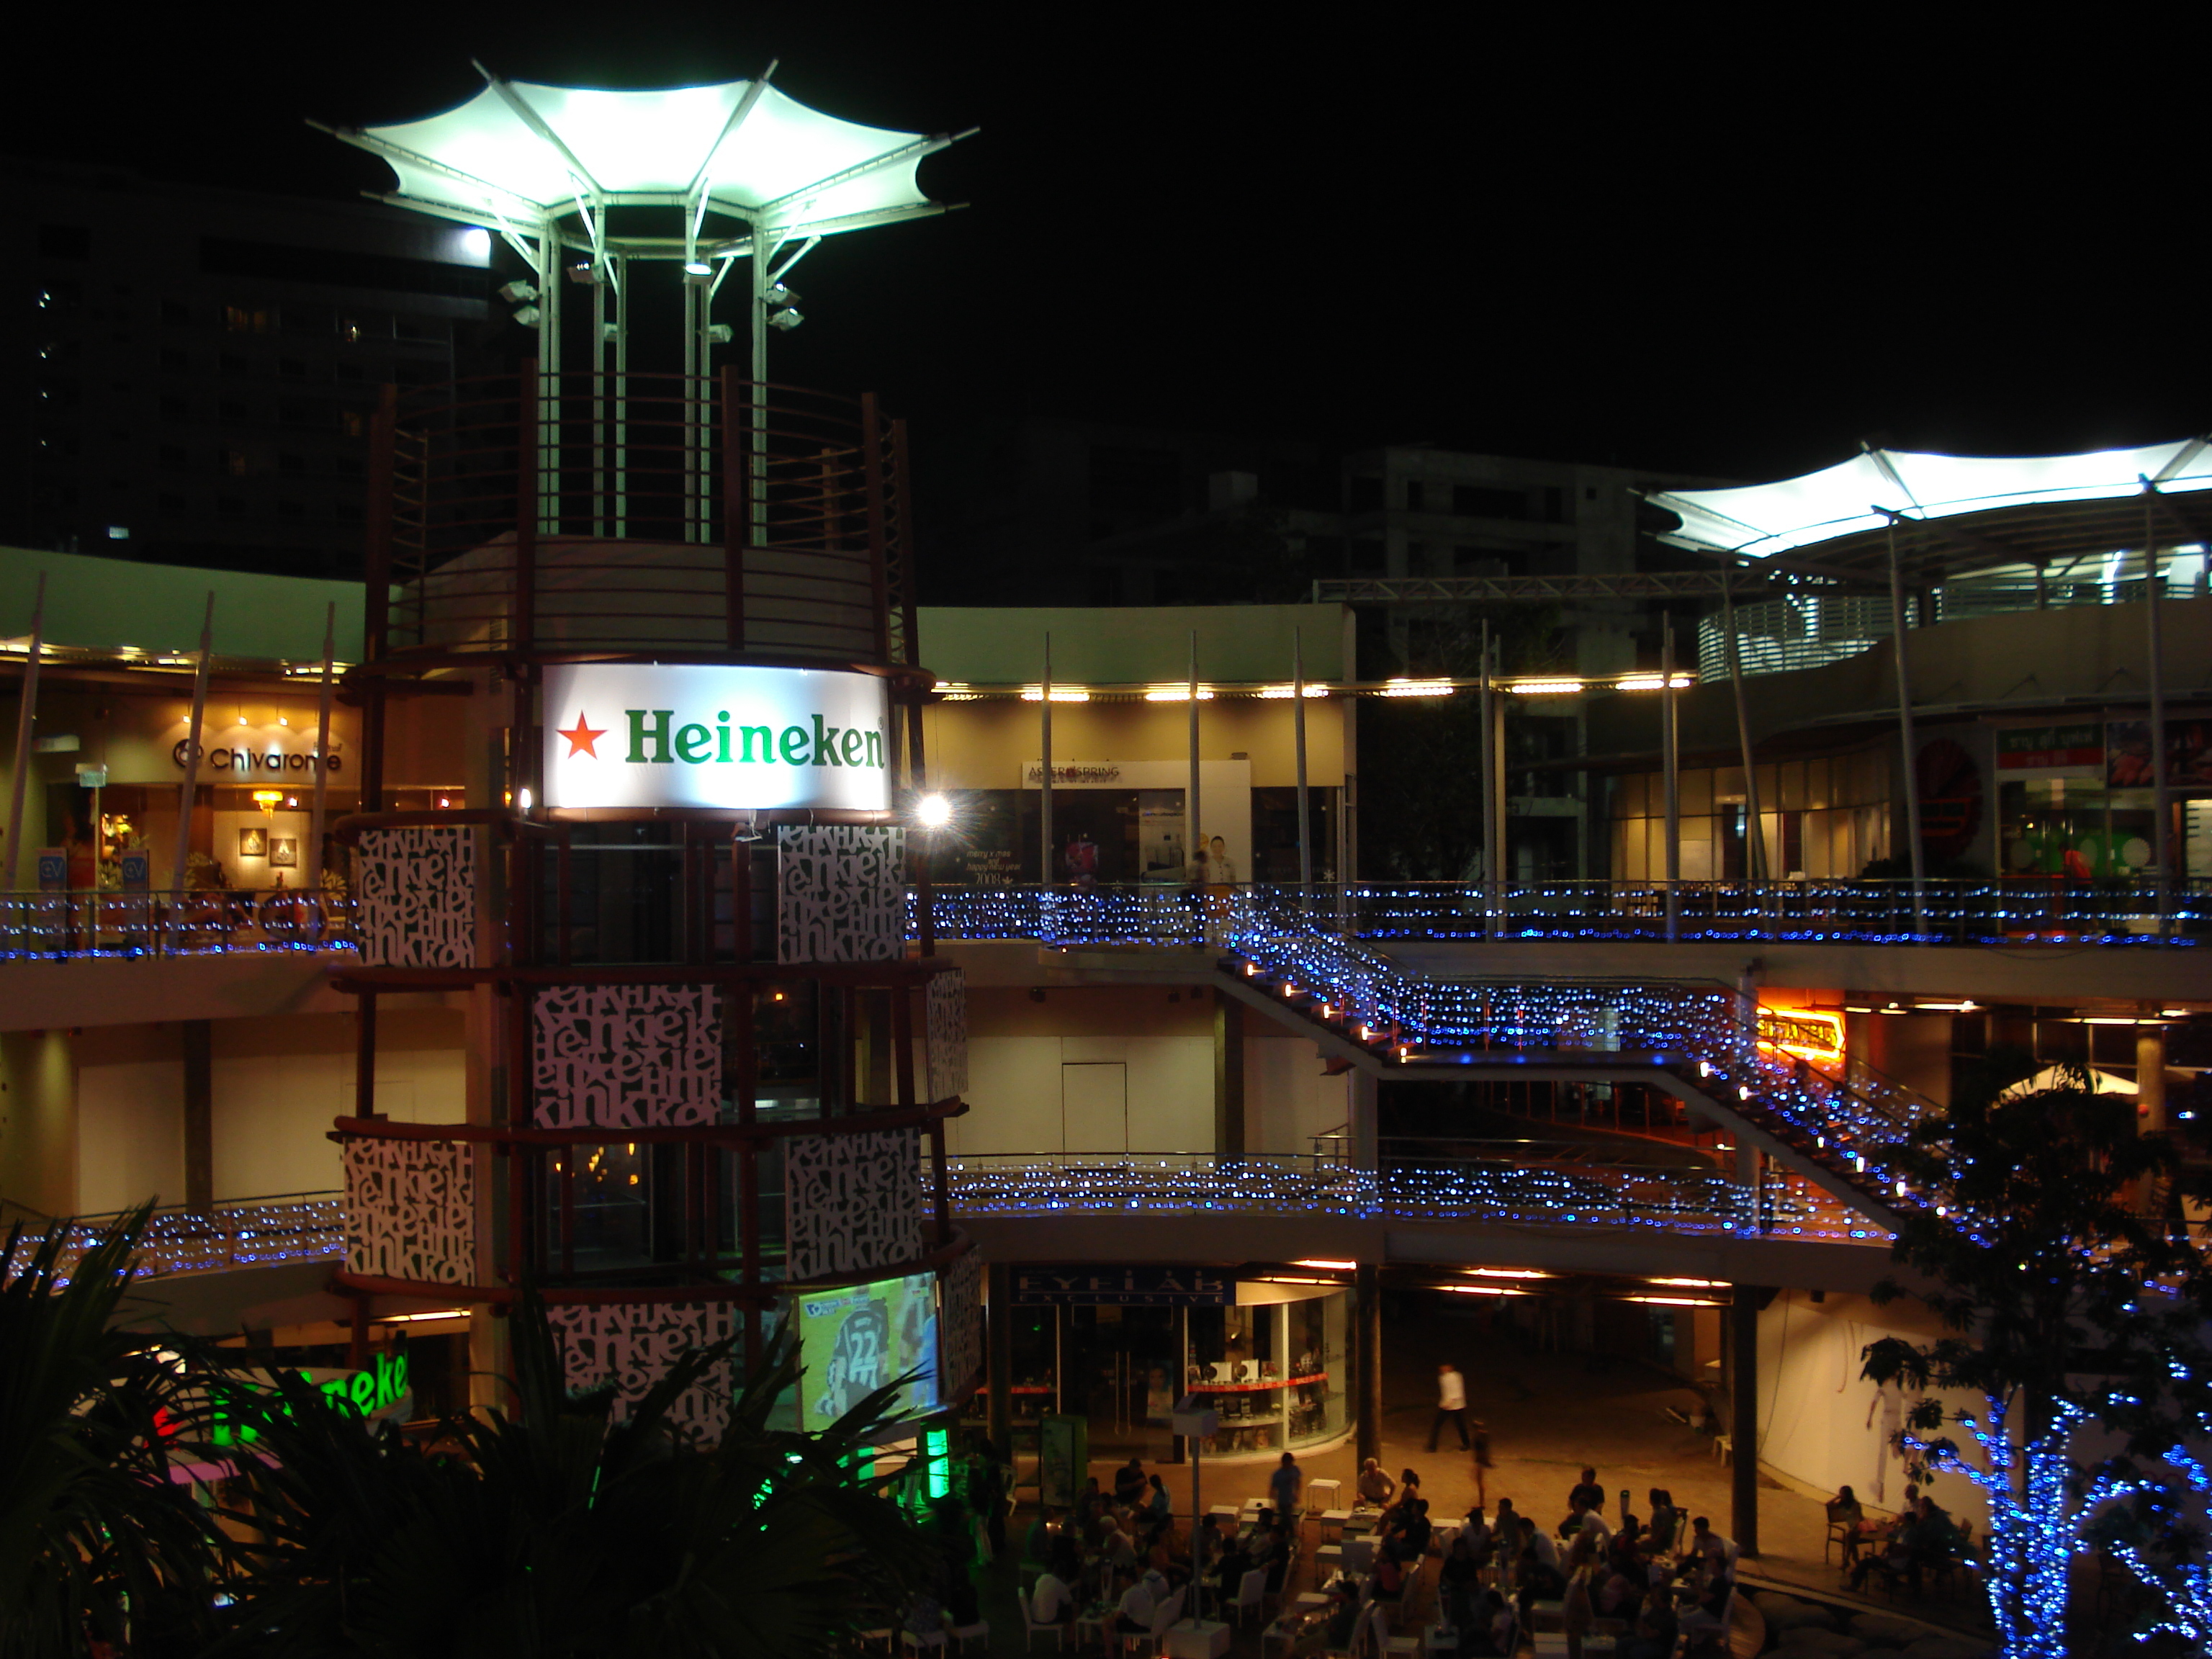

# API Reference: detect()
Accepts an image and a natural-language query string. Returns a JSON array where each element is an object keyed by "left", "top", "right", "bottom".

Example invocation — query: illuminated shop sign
[
  {"left": 1756, "top": 1007, "right": 1845, "bottom": 1066},
  {"left": 1997, "top": 724, "right": 2103, "bottom": 773},
  {"left": 541, "top": 664, "right": 891, "bottom": 811},
  {"left": 1012, "top": 1266, "right": 1234, "bottom": 1306},
  {"left": 158, "top": 1349, "right": 413, "bottom": 1449},
  {"left": 172, "top": 739, "right": 343, "bottom": 775}
]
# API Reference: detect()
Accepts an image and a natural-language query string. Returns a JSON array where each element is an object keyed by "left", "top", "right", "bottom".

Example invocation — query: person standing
[
  {"left": 1429, "top": 1362, "right": 1470, "bottom": 1452},
  {"left": 1470, "top": 1416, "right": 1493, "bottom": 1507},
  {"left": 1269, "top": 1450, "right": 1303, "bottom": 1524}
]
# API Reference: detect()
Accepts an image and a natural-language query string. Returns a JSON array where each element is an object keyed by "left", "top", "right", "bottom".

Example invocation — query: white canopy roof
[
  {"left": 334, "top": 69, "right": 963, "bottom": 251},
  {"left": 1651, "top": 437, "right": 2212, "bottom": 567}
]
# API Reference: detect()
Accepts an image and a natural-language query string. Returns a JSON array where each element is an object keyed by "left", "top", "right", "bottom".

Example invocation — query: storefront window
[{"left": 2000, "top": 779, "right": 2157, "bottom": 877}]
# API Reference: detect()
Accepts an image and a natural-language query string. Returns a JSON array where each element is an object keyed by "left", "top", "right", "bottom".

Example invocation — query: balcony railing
[
  {"left": 5, "top": 1192, "right": 346, "bottom": 1286},
  {"left": 926, "top": 876, "right": 2210, "bottom": 950},
  {"left": 934, "top": 1151, "right": 1886, "bottom": 1244},
  {"left": 0, "top": 891, "right": 356, "bottom": 961}
]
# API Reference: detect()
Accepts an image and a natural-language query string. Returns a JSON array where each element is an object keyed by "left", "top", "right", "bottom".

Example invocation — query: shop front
[{"left": 985, "top": 1265, "right": 1356, "bottom": 1464}]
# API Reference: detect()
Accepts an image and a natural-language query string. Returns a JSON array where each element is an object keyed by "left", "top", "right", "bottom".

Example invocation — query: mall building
[{"left": 9, "top": 435, "right": 2212, "bottom": 1551}]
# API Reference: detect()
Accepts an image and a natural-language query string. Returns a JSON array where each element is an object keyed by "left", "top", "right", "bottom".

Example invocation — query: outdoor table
[
  {"left": 1164, "top": 1619, "right": 1232, "bottom": 1659},
  {"left": 1295, "top": 1593, "right": 1333, "bottom": 1610},
  {"left": 1342, "top": 1537, "right": 1376, "bottom": 1573},
  {"left": 1318, "top": 1509, "right": 1354, "bottom": 1545}
]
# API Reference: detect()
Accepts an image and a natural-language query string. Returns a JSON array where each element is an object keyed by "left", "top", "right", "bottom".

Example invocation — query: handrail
[
  {"left": 0, "top": 890, "right": 355, "bottom": 961},
  {"left": 11, "top": 1190, "right": 346, "bottom": 1285}
]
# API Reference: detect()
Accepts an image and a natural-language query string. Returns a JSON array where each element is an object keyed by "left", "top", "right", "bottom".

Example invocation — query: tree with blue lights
[{"left": 1862, "top": 1055, "right": 2212, "bottom": 1658}]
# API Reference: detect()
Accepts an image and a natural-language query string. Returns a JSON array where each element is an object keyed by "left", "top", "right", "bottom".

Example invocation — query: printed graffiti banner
[
  {"left": 785, "top": 1130, "right": 922, "bottom": 1281},
  {"left": 354, "top": 826, "right": 477, "bottom": 968},
  {"left": 548, "top": 1300, "right": 735, "bottom": 1445},
  {"left": 342, "top": 1138, "right": 474, "bottom": 1284},
  {"left": 532, "top": 984, "right": 722, "bottom": 1128},
  {"left": 925, "top": 968, "right": 968, "bottom": 1102},
  {"left": 940, "top": 1249, "right": 984, "bottom": 1397},
  {"left": 776, "top": 824, "right": 905, "bottom": 963}
]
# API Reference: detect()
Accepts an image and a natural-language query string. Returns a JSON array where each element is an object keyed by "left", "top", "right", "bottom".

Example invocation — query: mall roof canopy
[
  {"left": 1646, "top": 437, "right": 2212, "bottom": 587},
  {"left": 323, "top": 64, "right": 971, "bottom": 265}
]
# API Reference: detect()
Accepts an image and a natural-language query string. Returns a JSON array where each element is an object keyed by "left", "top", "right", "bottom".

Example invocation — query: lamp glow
[{"left": 916, "top": 793, "right": 953, "bottom": 829}]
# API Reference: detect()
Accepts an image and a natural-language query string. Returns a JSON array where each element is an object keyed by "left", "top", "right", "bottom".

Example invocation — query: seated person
[
  {"left": 1624, "top": 1592, "right": 1678, "bottom": 1659},
  {"left": 1115, "top": 1457, "right": 1149, "bottom": 1509},
  {"left": 1112, "top": 1575, "right": 1156, "bottom": 1637},
  {"left": 1461, "top": 1506, "right": 1495, "bottom": 1569},
  {"left": 1023, "top": 1508, "right": 1058, "bottom": 1565},
  {"left": 1031, "top": 1568, "right": 1079, "bottom": 1627},
  {"left": 1514, "top": 1540, "right": 1567, "bottom": 1617},
  {"left": 1644, "top": 1491, "right": 1678, "bottom": 1557},
  {"left": 1144, "top": 1473, "right": 1174, "bottom": 1533},
  {"left": 1523, "top": 1516, "right": 1561, "bottom": 1573},
  {"left": 1679, "top": 1516, "right": 1727, "bottom": 1583},
  {"left": 1596, "top": 1567, "right": 1642, "bottom": 1623},
  {"left": 1439, "top": 1533, "right": 1483, "bottom": 1632},
  {"left": 1608, "top": 1515, "right": 1643, "bottom": 1575},
  {"left": 1565, "top": 1467, "right": 1606, "bottom": 1524},
  {"left": 1473, "top": 1591, "right": 1516, "bottom": 1658},
  {"left": 1372, "top": 1548, "right": 1409, "bottom": 1604},
  {"left": 1358, "top": 1457, "right": 1397, "bottom": 1509}
]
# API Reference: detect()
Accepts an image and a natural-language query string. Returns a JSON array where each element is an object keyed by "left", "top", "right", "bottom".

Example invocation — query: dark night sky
[{"left": 6, "top": 7, "right": 2203, "bottom": 482}]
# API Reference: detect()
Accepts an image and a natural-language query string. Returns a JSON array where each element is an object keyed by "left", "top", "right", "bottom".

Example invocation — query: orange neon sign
[{"left": 1758, "top": 1006, "right": 1845, "bottom": 1065}]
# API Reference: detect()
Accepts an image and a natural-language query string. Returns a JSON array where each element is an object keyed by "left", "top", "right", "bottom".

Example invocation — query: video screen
[{"left": 793, "top": 1272, "right": 940, "bottom": 1431}]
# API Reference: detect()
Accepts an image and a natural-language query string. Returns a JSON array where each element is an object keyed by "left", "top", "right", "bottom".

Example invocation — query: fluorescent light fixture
[
  {"left": 2162, "top": 1009, "right": 2190, "bottom": 1018},
  {"left": 1615, "top": 674, "right": 1696, "bottom": 691},
  {"left": 106, "top": 524, "right": 130, "bottom": 540},
  {"left": 1630, "top": 1295, "right": 1719, "bottom": 1307},
  {"left": 1143, "top": 688, "right": 1215, "bottom": 701},
  {"left": 1465, "top": 1267, "right": 1553, "bottom": 1280},
  {"left": 1441, "top": 1283, "right": 1526, "bottom": 1296},
  {"left": 1509, "top": 679, "right": 1584, "bottom": 696},
  {"left": 379, "top": 1308, "right": 469, "bottom": 1323},
  {"left": 1379, "top": 679, "right": 1454, "bottom": 698},
  {"left": 1019, "top": 688, "right": 1090, "bottom": 702},
  {"left": 1258, "top": 684, "right": 1332, "bottom": 698},
  {"left": 1913, "top": 1000, "right": 1977, "bottom": 1012},
  {"left": 1647, "top": 1277, "right": 1727, "bottom": 1288},
  {"left": 1292, "top": 1259, "right": 1357, "bottom": 1271}
]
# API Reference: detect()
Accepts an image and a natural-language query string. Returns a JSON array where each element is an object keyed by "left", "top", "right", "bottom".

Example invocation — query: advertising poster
[
  {"left": 2108, "top": 718, "right": 2212, "bottom": 791},
  {"left": 794, "top": 1272, "right": 940, "bottom": 1431}
]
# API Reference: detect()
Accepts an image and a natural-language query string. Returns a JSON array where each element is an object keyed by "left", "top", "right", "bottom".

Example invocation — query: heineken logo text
[{"left": 621, "top": 710, "right": 886, "bottom": 771}]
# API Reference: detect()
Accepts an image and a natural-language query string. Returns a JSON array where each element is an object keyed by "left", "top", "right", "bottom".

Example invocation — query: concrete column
[
  {"left": 1731, "top": 1284, "right": 1762, "bottom": 1555},
  {"left": 1349, "top": 1068, "right": 1379, "bottom": 1169},
  {"left": 182, "top": 1019, "right": 212, "bottom": 1205},
  {"left": 2139, "top": 1028, "right": 2168, "bottom": 1135},
  {"left": 987, "top": 1261, "right": 1014, "bottom": 1453},
  {"left": 1213, "top": 990, "right": 1246, "bottom": 1156},
  {"left": 1357, "top": 1261, "right": 1382, "bottom": 1468}
]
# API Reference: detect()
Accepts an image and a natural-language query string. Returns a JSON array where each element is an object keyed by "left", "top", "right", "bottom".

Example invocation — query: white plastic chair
[
  {"left": 1236, "top": 1568, "right": 1269, "bottom": 1627},
  {"left": 1019, "top": 1595, "right": 1066, "bottom": 1653},
  {"left": 948, "top": 1617, "right": 990, "bottom": 1655}
]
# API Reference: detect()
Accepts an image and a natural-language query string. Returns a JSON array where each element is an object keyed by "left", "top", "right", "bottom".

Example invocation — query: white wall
[
  {"left": 210, "top": 1011, "right": 464, "bottom": 1200},
  {"left": 1757, "top": 1290, "right": 1987, "bottom": 1527},
  {"left": 76, "top": 1059, "right": 185, "bottom": 1214},
  {"left": 1248, "top": 1033, "right": 1349, "bottom": 1156},
  {"left": 957, "top": 1033, "right": 1213, "bottom": 1155}
]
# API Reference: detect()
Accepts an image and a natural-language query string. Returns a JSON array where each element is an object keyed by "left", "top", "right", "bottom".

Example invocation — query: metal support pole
[
  {"left": 307, "top": 603, "right": 337, "bottom": 932},
  {"left": 986, "top": 1260, "right": 1013, "bottom": 1454},
  {"left": 1293, "top": 629, "right": 1311, "bottom": 894},
  {"left": 1730, "top": 1285, "right": 1761, "bottom": 1556},
  {"left": 2144, "top": 487, "right": 2171, "bottom": 936},
  {"left": 167, "top": 595, "right": 215, "bottom": 949},
  {"left": 1356, "top": 1262, "right": 1382, "bottom": 1469},
  {"left": 1720, "top": 582, "right": 1766, "bottom": 885},
  {"left": 1886, "top": 526, "right": 1926, "bottom": 937},
  {"left": 1479, "top": 622, "right": 1497, "bottom": 940},
  {"left": 613, "top": 253, "right": 629, "bottom": 536},
  {"left": 3, "top": 570, "right": 45, "bottom": 892},
  {"left": 1040, "top": 634, "right": 1053, "bottom": 881},
  {"left": 749, "top": 222, "right": 774, "bottom": 544},
  {"left": 1662, "top": 616, "right": 1680, "bottom": 943},
  {"left": 1188, "top": 631, "right": 1202, "bottom": 888}
]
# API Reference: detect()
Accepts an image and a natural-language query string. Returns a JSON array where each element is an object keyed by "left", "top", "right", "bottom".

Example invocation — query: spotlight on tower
[
  {"left": 497, "top": 279, "right": 539, "bottom": 305},
  {"left": 512, "top": 304, "right": 542, "bottom": 326},
  {"left": 768, "top": 307, "right": 804, "bottom": 332}
]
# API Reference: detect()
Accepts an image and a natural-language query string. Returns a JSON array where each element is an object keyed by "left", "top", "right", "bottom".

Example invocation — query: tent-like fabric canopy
[
  {"left": 1648, "top": 438, "right": 2212, "bottom": 585},
  {"left": 333, "top": 71, "right": 961, "bottom": 253}
]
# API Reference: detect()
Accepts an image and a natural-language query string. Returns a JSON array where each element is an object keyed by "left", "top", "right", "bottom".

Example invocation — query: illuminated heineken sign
[{"left": 541, "top": 665, "right": 891, "bottom": 811}]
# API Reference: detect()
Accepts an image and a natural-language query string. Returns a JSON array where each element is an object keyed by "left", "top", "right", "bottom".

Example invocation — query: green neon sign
[{"left": 211, "top": 1349, "right": 412, "bottom": 1447}]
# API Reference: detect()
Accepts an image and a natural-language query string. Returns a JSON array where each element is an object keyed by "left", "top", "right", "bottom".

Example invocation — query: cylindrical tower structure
[{"left": 328, "top": 361, "right": 974, "bottom": 1447}]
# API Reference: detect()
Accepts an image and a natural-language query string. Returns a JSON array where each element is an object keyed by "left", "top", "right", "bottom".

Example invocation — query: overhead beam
[{"left": 1312, "top": 570, "right": 1866, "bottom": 604}]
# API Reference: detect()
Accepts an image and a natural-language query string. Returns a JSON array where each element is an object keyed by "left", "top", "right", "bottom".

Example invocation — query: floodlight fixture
[
  {"left": 916, "top": 793, "right": 953, "bottom": 830},
  {"left": 683, "top": 260, "right": 714, "bottom": 277},
  {"left": 497, "top": 279, "right": 539, "bottom": 304},
  {"left": 768, "top": 307, "right": 804, "bottom": 331},
  {"left": 512, "top": 304, "right": 543, "bottom": 326},
  {"left": 763, "top": 283, "right": 801, "bottom": 307},
  {"left": 706, "top": 323, "right": 734, "bottom": 345},
  {"left": 564, "top": 264, "right": 597, "bottom": 284}
]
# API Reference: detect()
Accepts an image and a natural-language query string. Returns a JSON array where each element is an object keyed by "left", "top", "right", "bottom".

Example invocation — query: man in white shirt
[
  {"left": 1033, "top": 1570, "right": 1079, "bottom": 1626},
  {"left": 1427, "top": 1362, "right": 1470, "bottom": 1451},
  {"left": 1114, "top": 1576, "right": 1156, "bottom": 1636}
]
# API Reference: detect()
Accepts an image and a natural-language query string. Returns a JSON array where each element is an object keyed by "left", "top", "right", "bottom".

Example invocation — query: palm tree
[
  {"left": 210, "top": 1292, "right": 942, "bottom": 1657},
  {"left": 0, "top": 1208, "right": 225, "bottom": 1659}
]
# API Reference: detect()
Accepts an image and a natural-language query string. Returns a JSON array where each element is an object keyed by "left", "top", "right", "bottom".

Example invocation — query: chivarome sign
[{"left": 541, "top": 664, "right": 891, "bottom": 811}]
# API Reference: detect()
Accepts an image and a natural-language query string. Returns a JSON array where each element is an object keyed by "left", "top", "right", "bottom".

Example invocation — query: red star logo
[{"left": 557, "top": 712, "right": 606, "bottom": 759}]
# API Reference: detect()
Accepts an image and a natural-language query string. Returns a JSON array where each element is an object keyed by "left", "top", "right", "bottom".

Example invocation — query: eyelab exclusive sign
[{"left": 541, "top": 664, "right": 891, "bottom": 811}]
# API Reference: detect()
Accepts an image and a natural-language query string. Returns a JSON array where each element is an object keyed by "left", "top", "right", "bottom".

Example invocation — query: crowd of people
[{"left": 1830, "top": 1482, "right": 1969, "bottom": 1596}]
